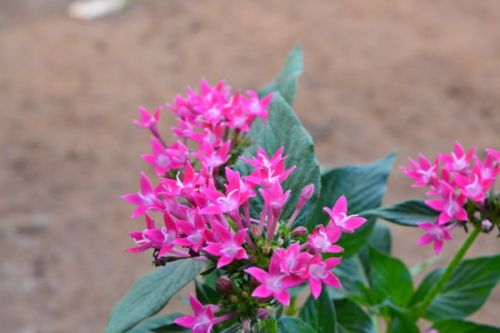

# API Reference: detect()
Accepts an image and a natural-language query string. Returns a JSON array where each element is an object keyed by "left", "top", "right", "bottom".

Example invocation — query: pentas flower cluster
[
  {"left": 402, "top": 142, "right": 500, "bottom": 255},
  {"left": 121, "top": 80, "right": 366, "bottom": 333}
]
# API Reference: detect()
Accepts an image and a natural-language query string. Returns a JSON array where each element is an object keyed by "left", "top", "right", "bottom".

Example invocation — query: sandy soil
[{"left": 1, "top": 1, "right": 499, "bottom": 332}]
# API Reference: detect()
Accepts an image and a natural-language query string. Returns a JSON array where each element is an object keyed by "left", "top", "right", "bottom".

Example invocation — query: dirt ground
[{"left": 1, "top": 1, "right": 499, "bottom": 332}]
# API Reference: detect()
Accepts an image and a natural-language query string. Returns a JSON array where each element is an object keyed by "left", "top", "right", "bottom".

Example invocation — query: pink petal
[
  {"left": 309, "top": 278, "right": 322, "bottom": 299},
  {"left": 174, "top": 315, "right": 197, "bottom": 328},
  {"left": 434, "top": 240, "right": 444, "bottom": 255},
  {"left": 217, "top": 256, "right": 234, "bottom": 268},
  {"left": 324, "top": 272, "right": 342, "bottom": 288},
  {"left": 252, "top": 285, "right": 272, "bottom": 298},
  {"left": 417, "top": 234, "right": 434, "bottom": 246},
  {"left": 121, "top": 194, "right": 142, "bottom": 205},
  {"left": 203, "top": 243, "right": 222, "bottom": 256},
  {"left": 274, "top": 289, "right": 291, "bottom": 306},
  {"left": 188, "top": 294, "right": 204, "bottom": 316},
  {"left": 332, "top": 195, "right": 348, "bottom": 215},
  {"left": 245, "top": 267, "right": 268, "bottom": 283},
  {"left": 344, "top": 216, "right": 366, "bottom": 231},
  {"left": 139, "top": 172, "right": 154, "bottom": 196}
]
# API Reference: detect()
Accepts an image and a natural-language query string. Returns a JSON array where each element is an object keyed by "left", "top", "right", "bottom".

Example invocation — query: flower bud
[
  {"left": 257, "top": 308, "right": 270, "bottom": 320},
  {"left": 249, "top": 224, "right": 262, "bottom": 238},
  {"left": 216, "top": 276, "right": 233, "bottom": 294},
  {"left": 481, "top": 219, "right": 493, "bottom": 231},
  {"left": 242, "top": 319, "right": 251, "bottom": 332},
  {"left": 291, "top": 226, "right": 308, "bottom": 237},
  {"left": 296, "top": 184, "right": 315, "bottom": 210}
]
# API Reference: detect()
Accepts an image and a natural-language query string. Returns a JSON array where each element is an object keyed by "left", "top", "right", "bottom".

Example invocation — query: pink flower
[
  {"left": 454, "top": 173, "right": 493, "bottom": 202},
  {"left": 324, "top": 195, "right": 366, "bottom": 233},
  {"left": 242, "top": 147, "right": 295, "bottom": 187},
  {"left": 401, "top": 154, "right": 438, "bottom": 187},
  {"left": 161, "top": 162, "right": 201, "bottom": 197},
  {"left": 133, "top": 106, "right": 160, "bottom": 129},
  {"left": 439, "top": 142, "right": 475, "bottom": 173},
  {"left": 275, "top": 243, "right": 312, "bottom": 277},
  {"left": 175, "top": 213, "right": 208, "bottom": 252},
  {"left": 203, "top": 221, "right": 248, "bottom": 268},
  {"left": 193, "top": 140, "right": 231, "bottom": 170},
  {"left": 245, "top": 251, "right": 302, "bottom": 305},
  {"left": 416, "top": 222, "right": 453, "bottom": 255},
  {"left": 260, "top": 182, "right": 291, "bottom": 210},
  {"left": 127, "top": 213, "right": 178, "bottom": 257},
  {"left": 306, "top": 254, "right": 342, "bottom": 299},
  {"left": 142, "top": 138, "right": 189, "bottom": 175},
  {"left": 244, "top": 90, "right": 272, "bottom": 121},
  {"left": 307, "top": 225, "right": 343, "bottom": 254},
  {"left": 121, "top": 172, "right": 163, "bottom": 219},
  {"left": 199, "top": 185, "right": 243, "bottom": 216},
  {"left": 425, "top": 181, "right": 467, "bottom": 224},
  {"left": 174, "top": 294, "right": 229, "bottom": 333}
]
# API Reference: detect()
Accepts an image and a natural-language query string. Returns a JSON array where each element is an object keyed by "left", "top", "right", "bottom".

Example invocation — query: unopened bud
[
  {"left": 249, "top": 225, "right": 262, "bottom": 238},
  {"left": 474, "top": 211, "right": 481, "bottom": 220},
  {"left": 291, "top": 226, "right": 308, "bottom": 237},
  {"left": 229, "top": 295, "right": 238, "bottom": 303},
  {"left": 257, "top": 308, "right": 270, "bottom": 320},
  {"left": 216, "top": 276, "right": 234, "bottom": 293},
  {"left": 297, "top": 184, "right": 315, "bottom": 210},
  {"left": 242, "top": 319, "right": 251, "bottom": 331},
  {"left": 482, "top": 219, "right": 493, "bottom": 231}
]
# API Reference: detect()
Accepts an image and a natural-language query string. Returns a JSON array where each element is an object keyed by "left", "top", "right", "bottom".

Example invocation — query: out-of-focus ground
[{"left": 1, "top": 1, "right": 499, "bottom": 332}]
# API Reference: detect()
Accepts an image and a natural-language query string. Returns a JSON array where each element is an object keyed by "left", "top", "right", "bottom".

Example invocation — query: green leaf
[
  {"left": 195, "top": 280, "right": 220, "bottom": 305},
  {"left": 235, "top": 93, "right": 320, "bottom": 226},
  {"left": 260, "top": 44, "right": 303, "bottom": 106},
  {"left": 299, "top": 289, "right": 336, "bottom": 333},
  {"left": 361, "top": 200, "right": 438, "bottom": 227},
  {"left": 329, "top": 255, "right": 371, "bottom": 301},
  {"left": 368, "top": 223, "right": 392, "bottom": 254},
  {"left": 411, "top": 255, "right": 500, "bottom": 321},
  {"left": 278, "top": 317, "right": 315, "bottom": 333},
  {"left": 433, "top": 319, "right": 500, "bottom": 333},
  {"left": 368, "top": 246, "right": 413, "bottom": 307},
  {"left": 127, "top": 314, "right": 187, "bottom": 333},
  {"left": 334, "top": 299, "right": 375, "bottom": 333},
  {"left": 105, "top": 260, "right": 203, "bottom": 333},
  {"left": 309, "top": 153, "right": 396, "bottom": 257},
  {"left": 386, "top": 312, "right": 419, "bottom": 333}
]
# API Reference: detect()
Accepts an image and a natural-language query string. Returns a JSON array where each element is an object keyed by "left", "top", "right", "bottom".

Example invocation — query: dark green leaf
[
  {"left": 433, "top": 319, "right": 500, "bottom": 333},
  {"left": 260, "top": 44, "right": 303, "bottom": 106},
  {"left": 334, "top": 299, "right": 375, "bottom": 333},
  {"left": 299, "top": 289, "right": 336, "bottom": 333},
  {"left": 309, "top": 153, "right": 396, "bottom": 257},
  {"left": 105, "top": 260, "right": 203, "bottom": 333},
  {"left": 386, "top": 312, "right": 418, "bottom": 333},
  {"left": 368, "top": 246, "right": 413, "bottom": 307},
  {"left": 127, "top": 314, "right": 187, "bottom": 333},
  {"left": 411, "top": 255, "right": 500, "bottom": 321},
  {"left": 195, "top": 280, "right": 220, "bottom": 305},
  {"left": 278, "top": 317, "right": 315, "bottom": 333},
  {"left": 368, "top": 223, "right": 392, "bottom": 254},
  {"left": 329, "top": 255, "right": 370, "bottom": 301},
  {"left": 235, "top": 93, "right": 320, "bottom": 226},
  {"left": 361, "top": 200, "right": 438, "bottom": 227}
]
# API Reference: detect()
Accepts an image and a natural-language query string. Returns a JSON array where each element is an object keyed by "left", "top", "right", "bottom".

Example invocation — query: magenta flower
[
  {"left": 244, "top": 90, "right": 272, "bottom": 121},
  {"left": 425, "top": 181, "right": 467, "bottom": 224},
  {"left": 133, "top": 106, "right": 160, "bottom": 129},
  {"left": 307, "top": 225, "right": 343, "bottom": 254},
  {"left": 455, "top": 173, "right": 493, "bottom": 202},
  {"left": 417, "top": 222, "right": 453, "bottom": 255},
  {"left": 203, "top": 221, "right": 248, "bottom": 268},
  {"left": 142, "top": 137, "right": 189, "bottom": 175},
  {"left": 439, "top": 142, "right": 475, "bottom": 173},
  {"left": 401, "top": 154, "right": 438, "bottom": 187},
  {"left": 127, "top": 213, "right": 178, "bottom": 257},
  {"left": 324, "top": 195, "right": 366, "bottom": 233},
  {"left": 175, "top": 213, "right": 208, "bottom": 252},
  {"left": 275, "top": 243, "right": 311, "bottom": 278},
  {"left": 121, "top": 172, "right": 163, "bottom": 219},
  {"left": 199, "top": 186, "right": 242, "bottom": 216},
  {"left": 174, "top": 294, "right": 230, "bottom": 333},
  {"left": 242, "top": 147, "right": 295, "bottom": 187},
  {"left": 260, "top": 182, "right": 291, "bottom": 210},
  {"left": 306, "top": 254, "right": 342, "bottom": 299},
  {"left": 245, "top": 251, "right": 302, "bottom": 306},
  {"left": 193, "top": 140, "right": 231, "bottom": 170}
]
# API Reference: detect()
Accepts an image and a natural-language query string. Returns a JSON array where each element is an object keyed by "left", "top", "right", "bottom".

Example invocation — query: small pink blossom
[
  {"left": 306, "top": 254, "right": 342, "bottom": 299},
  {"left": 260, "top": 182, "right": 291, "bottom": 210},
  {"left": 307, "top": 225, "right": 343, "bottom": 254},
  {"left": 175, "top": 213, "right": 208, "bottom": 252},
  {"left": 121, "top": 172, "right": 163, "bottom": 219},
  {"left": 133, "top": 106, "right": 160, "bottom": 129},
  {"left": 127, "top": 213, "right": 178, "bottom": 257},
  {"left": 324, "top": 195, "right": 366, "bottom": 233},
  {"left": 174, "top": 294, "right": 228, "bottom": 333},
  {"left": 193, "top": 140, "right": 231, "bottom": 170},
  {"left": 244, "top": 90, "right": 272, "bottom": 121},
  {"left": 425, "top": 181, "right": 467, "bottom": 224},
  {"left": 439, "top": 142, "right": 475, "bottom": 173},
  {"left": 142, "top": 137, "right": 189, "bottom": 175},
  {"left": 275, "top": 243, "right": 312, "bottom": 277},
  {"left": 416, "top": 222, "right": 453, "bottom": 255},
  {"left": 203, "top": 221, "right": 248, "bottom": 268},
  {"left": 245, "top": 251, "right": 302, "bottom": 306},
  {"left": 242, "top": 147, "right": 295, "bottom": 187},
  {"left": 401, "top": 154, "right": 438, "bottom": 187}
]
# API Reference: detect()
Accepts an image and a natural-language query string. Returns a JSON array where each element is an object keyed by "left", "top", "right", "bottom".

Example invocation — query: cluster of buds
[
  {"left": 402, "top": 142, "right": 500, "bottom": 255},
  {"left": 121, "top": 80, "right": 365, "bottom": 332}
]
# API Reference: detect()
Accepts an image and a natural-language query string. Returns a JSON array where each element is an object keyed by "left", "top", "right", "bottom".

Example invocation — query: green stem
[
  {"left": 415, "top": 225, "right": 481, "bottom": 318},
  {"left": 371, "top": 315, "right": 381, "bottom": 333}
]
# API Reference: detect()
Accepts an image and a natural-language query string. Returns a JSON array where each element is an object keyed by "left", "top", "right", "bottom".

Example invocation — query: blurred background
[{"left": 1, "top": 0, "right": 499, "bottom": 332}]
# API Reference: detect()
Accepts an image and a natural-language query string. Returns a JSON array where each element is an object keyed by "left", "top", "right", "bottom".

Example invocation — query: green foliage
[
  {"left": 412, "top": 255, "right": 500, "bottom": 321},
  {"left": 433, "top": 319, "right": 500, "bottom": 333},
  {"left": 386, "top": 311, "right": 419, "bottom": 333},
  {"left": 361, "top": 199, "right": 439, "bottom": 227},
  {"left": 105, "top": 260, "right": 203, "bottom": 333},
  {"left": 334, "top": 299, "right": 374, "bottom": 333},
  {"left": 278, "top": 317, "right": 315, "bottom": 333},
  {"left": 195, "top": 280, "right": 220, "bottom": 305},
  {"left": 127, "top": 314, "right": 187, "bottom": 333},
  {"left": 299, "top": 289, "right": 337, "bottom": 333},
  {"left": 260, "top": 44, "right": 303, "bottom": 106},
  {"left": 235, "top": 93, "right": 321, "bottom": 227},
  {"left": 309, "top": 153, "right": 396, "bottom": 257}
]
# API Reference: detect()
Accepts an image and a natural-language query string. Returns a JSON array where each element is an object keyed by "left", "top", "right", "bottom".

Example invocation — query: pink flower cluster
[
  {"left": 402, "top": 142, "right": 499, "bottom": 255},
  {"left": 121, "top": 80, "right": 366, "bottom": 332}
]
